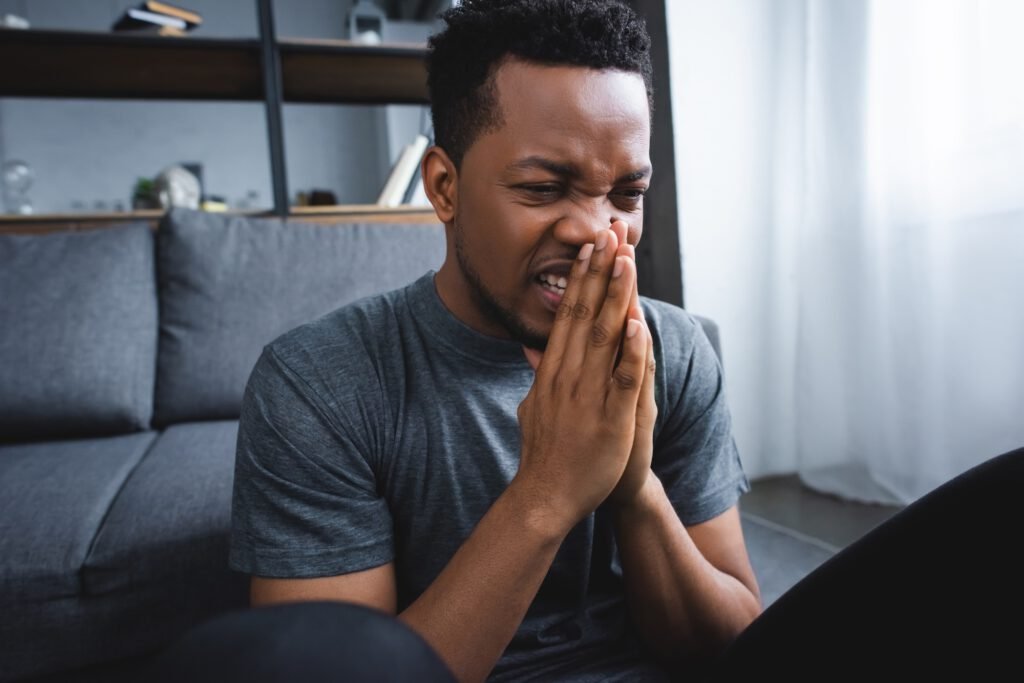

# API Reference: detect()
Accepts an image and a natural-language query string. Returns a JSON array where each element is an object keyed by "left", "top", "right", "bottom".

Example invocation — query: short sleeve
[
  {"left": 229, "top": 344, "right": 394, "bottom": 578},
  {"left": 645, "top": 302, "right": 750, "bottom": 526}
]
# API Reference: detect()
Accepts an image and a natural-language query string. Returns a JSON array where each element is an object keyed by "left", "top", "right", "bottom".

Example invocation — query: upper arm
[
  {"left": 230, "top": 345, "right": 395, "bottom": 581},
  {"left": 251, "top": 562, "right": 399, "bottom": 614},
  {"left": 688, "top": 505, "right": 761, "bottom": 604}
]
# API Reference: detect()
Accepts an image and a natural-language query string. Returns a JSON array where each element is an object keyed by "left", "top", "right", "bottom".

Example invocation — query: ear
[{"left": 421, "top": 146, "right": 458, "bottom": 223}]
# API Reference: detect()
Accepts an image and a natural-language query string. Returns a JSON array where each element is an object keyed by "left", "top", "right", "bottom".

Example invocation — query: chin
[{"left": 506, "top": 312, "right": 550, "bottom": 351}]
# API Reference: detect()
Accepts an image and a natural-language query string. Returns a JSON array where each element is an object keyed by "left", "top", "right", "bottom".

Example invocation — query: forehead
[{"left": 484, "top": 59, "right": 650, "bottom": 166}]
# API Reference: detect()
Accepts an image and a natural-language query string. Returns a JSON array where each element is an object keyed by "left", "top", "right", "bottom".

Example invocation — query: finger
[
  {"left": 610, "top": 220, "right": 629, "bottom": 248},
  {"left": 635, "top": 320, "right": 658, "bottom": 432},
  {"left": 559, "top": 228, "right": 621, "bottom": 377},
  {"left": 617, "top": 242, "right": 640, "bottom": 312},
  {"left": 580, "top": 252, "right": 636, "bottom": 381},
  {"left": 538, "top": 240, "right": 595, "bottom": 378},
  {"left": 606, "top": 313, "right": 647, "bottom": 418}
]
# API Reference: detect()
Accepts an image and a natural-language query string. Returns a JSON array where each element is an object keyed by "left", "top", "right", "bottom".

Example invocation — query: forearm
[
  {"left": 398, "top": 480, "right": 568, "bottom": 683},
  {"left": 613, "top": 475, "right": 761, "bottom": 668}
]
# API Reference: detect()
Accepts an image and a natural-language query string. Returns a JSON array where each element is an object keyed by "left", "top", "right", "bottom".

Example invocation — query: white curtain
[{"left": 668, "top": 0, "right": 1024, "bottom": 504}]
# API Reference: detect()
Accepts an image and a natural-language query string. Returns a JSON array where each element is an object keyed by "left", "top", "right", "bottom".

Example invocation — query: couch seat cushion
[
  {"left": 0, "top": 223, "right": 158, "bottom": 442},
  {"left": 0, "top": 432, "right": 156, "bottom": 605},
  {"left": 153, "top": 209, "right": 446, "bottom": 425},
  {"left": 84, "top": 420, "right": 242, "bottom": 595},
  {"left": 70, "top": 421, "right": 249, "bottom": 670}
]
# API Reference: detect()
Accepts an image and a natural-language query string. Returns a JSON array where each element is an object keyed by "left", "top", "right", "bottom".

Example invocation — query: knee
[{"left": 152, "top": 601, "right": 454, "bottom": 682}]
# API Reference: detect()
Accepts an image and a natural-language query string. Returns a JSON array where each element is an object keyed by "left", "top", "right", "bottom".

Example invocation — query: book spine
[
  {"left": 377, "top": 134, "right": 429, "bottom": 207},
  {"left": 124, "top": 8, "right": 188, "bottom": 29},
  {"left": 142, "top": 1, "right": 203, "bottom": 26}
]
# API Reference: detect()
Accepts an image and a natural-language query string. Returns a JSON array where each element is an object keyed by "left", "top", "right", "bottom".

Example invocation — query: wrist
[
  {"left": 612, "top": 471, "right": 664, "bottom": 522},
  {"left": 504, "top": 476, "right": 578, "bottom": 544}
]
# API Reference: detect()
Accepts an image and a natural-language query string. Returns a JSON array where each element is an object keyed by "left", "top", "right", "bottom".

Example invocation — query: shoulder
[
  {"left": 638, "top": 297, "right": 712, "bottom": 365},
  {"left": 638, "top": 297, "right": 725, "bottom": 424},
  {"left": 246, "top": 280, "right": 421, "bottom": 417},
  {"left": 266, "top": 282, "right": 415, "bottom": 375}
]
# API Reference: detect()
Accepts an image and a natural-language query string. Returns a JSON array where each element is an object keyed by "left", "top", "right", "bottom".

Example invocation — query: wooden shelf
[
  {"left": 0, "top": 28, "right": 262, "bottom": 101},
  {"left": 0, "top": 29, "right": 428, "bottom": 103},
  {"left": 0, "top": 205, "right": 440, "bottom": 233},
  {"left": 280, "top": 38, "right": 428, "bottom": 104}
]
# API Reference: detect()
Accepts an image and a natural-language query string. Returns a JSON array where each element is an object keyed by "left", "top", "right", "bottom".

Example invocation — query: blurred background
[{"left": 669, "top": 0, "right": 1024, "bottom": 505}]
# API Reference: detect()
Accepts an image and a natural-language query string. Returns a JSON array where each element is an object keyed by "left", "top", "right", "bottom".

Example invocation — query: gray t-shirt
[{"left": 230, "top": 271, "right": 748, "bottom": 681}]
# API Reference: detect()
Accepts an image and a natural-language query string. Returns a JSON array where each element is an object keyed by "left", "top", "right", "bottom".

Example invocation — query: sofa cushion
[
  {"left": 84, "top": 420, "right": 242, "bottom": 595},
  {"left": 153, "top": 209, "right": 446, "bottom": 426},
  {"left": 0, "top": 432, "right": 156, "bottom": 607},
  {"left": 0, "top": 224, "right": 158, "bottom": 442},
  {"left": 68, "top": 421, "right": 249, "bottom": 671}
]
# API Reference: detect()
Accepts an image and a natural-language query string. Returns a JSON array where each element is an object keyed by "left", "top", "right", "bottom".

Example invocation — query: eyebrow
[{"left": 506, "top": 156, "right": 651, "bottom": 184}]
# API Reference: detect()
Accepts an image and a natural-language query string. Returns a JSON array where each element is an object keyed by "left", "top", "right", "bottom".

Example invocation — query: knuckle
[
  {"left": 590, "top": 322, "right": 612, "bottom": 346},
  {"left": 647, "top": 359, "right": 657, "bottom": 374},
  {"left": 613, "top": 369, "right": 639, "bottom": 391},
  {"left": 572, "top": 301, "right": 592, "bottom": 320},
  {"left": 556, "top": 302, "right": 574, "bottom": 320}
]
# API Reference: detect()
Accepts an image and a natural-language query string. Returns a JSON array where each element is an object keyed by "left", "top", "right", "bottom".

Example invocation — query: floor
[
  {"left": 743, "top": 474, "right": 903, "bottom": 549},
  {"left": 738, "top": 474, "right": 903, "bottom": 606}
]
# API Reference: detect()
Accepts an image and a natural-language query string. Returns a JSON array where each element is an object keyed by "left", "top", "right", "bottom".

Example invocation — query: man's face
[{"left": 435, "top": 59, "right": 652, "bottom": 349}]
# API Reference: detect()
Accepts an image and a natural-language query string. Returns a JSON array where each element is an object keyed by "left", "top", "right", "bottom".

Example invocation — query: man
[{"left": 228, "top": 1, "right": 760, "bottom": 680}]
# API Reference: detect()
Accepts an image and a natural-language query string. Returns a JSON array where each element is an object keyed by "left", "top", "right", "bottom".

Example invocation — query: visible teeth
[{"left": 538, "top": 273, "right": 566, "bottom": 290}]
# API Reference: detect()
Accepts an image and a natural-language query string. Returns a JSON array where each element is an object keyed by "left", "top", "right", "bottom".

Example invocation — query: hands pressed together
[{"left": 516, "top": 221, "right": 658, "bottom": 534}]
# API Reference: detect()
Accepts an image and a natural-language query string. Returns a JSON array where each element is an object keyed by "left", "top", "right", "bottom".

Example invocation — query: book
[
  {"left": 401, "top": 164, "right": 422, "bottom": 205},
  {"left": 112, "top": 8, "right": 187, "bottom": 31},
  {"left": 376, "top": 134, "right": 429, "bottom": 207},
  {"left": 137, "top": 1, "right": 202, "bottom": 27},
  {"left": 407, "top": 171, "right": 430, "bottom": 206},
  {"left": 112, "top": 23, "right": 187, "bottom": 36}
]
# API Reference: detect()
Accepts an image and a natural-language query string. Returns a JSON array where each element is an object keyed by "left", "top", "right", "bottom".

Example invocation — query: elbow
[{"left": 654, "top": 596, "right": 762, "bottom": 675}]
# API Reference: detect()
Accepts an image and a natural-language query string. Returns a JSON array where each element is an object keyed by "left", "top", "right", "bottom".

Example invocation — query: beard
[{"left": 453, "top": 217, "right": 549, "bottom": 351}]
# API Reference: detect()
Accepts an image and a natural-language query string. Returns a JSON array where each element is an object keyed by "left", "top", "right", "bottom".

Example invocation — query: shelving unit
[
  {"left": 0, "top": 29, "right": 428, "bottom": 104},
  {"left": 0, "top": 0, "right": 685, "bottom": 305},
  {"left": 0, "top": 0, "right": 431, "bottom": 220}
]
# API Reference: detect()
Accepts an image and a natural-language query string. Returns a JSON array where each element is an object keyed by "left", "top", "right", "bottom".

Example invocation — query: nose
[{"left": 551, "top": 201, "right": 631, "bottom": 248}]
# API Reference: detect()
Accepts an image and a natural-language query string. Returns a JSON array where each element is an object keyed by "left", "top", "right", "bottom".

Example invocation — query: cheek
[{"left": 628, "top": 223, "right": 643, "bottom": 246}]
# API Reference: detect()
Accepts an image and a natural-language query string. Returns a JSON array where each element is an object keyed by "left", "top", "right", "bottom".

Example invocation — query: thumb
[{"left": 522, "top": 346, "right": 544, "bottom": 371}]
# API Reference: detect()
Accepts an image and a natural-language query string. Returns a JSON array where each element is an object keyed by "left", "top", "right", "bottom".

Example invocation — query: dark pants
[
  {"left": 704, "top": 446, "right": 1024, "bottom": 680},
  {"left": 153, "top": 448, "right": 1023, "bottom": 682},
  {"left": 151, "top": 601, "right": 456, "bottom": 682}
]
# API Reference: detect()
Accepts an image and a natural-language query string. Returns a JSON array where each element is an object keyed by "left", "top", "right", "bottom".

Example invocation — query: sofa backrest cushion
[
  {"left": 0, "top": 223, "right": 158, "bottom": 442},
  {"left": 153, "top": 209, "right": 447, "bottom": 426}
]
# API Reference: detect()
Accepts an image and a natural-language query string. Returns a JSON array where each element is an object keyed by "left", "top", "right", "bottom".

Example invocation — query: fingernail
[
  {"left": 578, "top": 243, "right": 594, "bottom": 261},
  {"left": 595, "top": 231, "right": 609, "bottom": 251},
  {"left": 627, "top": 319, "right": 641, "bottom": 338},
  {"left": 613, "top": 256, "right": 625, "bottom": 278}
]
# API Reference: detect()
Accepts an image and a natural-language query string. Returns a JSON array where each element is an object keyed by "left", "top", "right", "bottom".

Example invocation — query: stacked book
[{"left": 112, "top": 2, "right": 202, "bottom": 36}]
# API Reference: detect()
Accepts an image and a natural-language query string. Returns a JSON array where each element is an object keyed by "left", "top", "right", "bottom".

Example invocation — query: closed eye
[
  {"left": 515, "top": 184, "right": 564, "bottom": 202},
  {"left": 522, "top": 184, "right": 561, "bottom": 196},
  {"left": 613, "top": 188, "right": 647, "bottom": 208}
]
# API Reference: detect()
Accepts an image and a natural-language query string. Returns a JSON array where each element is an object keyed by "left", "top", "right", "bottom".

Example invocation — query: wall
[{"left": 0, "top": 0, "right": 432, "bottom": 213}]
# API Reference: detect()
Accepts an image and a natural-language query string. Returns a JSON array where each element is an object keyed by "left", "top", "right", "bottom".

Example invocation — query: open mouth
[{"left": 536, "top": 272, "right": 568, "bottom": 297}]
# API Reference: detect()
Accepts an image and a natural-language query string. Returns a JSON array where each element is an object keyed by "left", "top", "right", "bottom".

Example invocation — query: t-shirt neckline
[{"left": 407, "top": 271, "right": 534, "bottom": 368}]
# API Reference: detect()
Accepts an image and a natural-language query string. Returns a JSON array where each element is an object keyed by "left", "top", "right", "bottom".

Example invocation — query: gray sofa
[{"left": 0, "top": 209, "right": 450, "bottom": 681}]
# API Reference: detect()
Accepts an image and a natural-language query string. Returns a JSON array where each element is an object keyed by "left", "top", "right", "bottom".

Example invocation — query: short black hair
[{"left": 426, "top": 0, "right": 653, "bottom": 168}]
